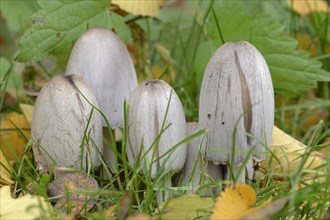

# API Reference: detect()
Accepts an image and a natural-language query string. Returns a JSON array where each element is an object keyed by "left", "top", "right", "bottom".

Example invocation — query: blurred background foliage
[{"left": 0, "top": 0, "right": 329, "bottom": 143}]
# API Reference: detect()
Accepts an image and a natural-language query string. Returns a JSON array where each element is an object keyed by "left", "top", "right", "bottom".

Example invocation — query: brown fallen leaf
[
  {"left": 47, "top": 167, "right": 100, "bottom": 215},
  {"left": 118, "top": 191, "right": 136, "bottom": 219},
  {"left": 0, "top": 112, "right": 30, "bottom": 161},
  {"left": 0, "top": 186, "right": 52, "bottom": 219}
]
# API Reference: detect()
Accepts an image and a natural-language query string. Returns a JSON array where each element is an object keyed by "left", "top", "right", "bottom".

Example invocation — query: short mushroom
[
  {"left": 65, "top": 28, "right": 138, "bottom": 174},
  {"left": 172, "top": 122, "right": 203, "bottom": 193},
  {"left": 127, "top": 80, "right": 187, "bottom": 204},
  {"left": 31, "top": 74, "right": 102, "bottom": 171},
  {"left": 199, "top": 41, "right": 274, "bottom": 183}
]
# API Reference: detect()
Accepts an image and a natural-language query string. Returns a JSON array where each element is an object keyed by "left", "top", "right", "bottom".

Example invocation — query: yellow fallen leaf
[
  {"left": 19, "top": 103, "right": 34, "bottom": 124},
  {"left": 154, "top": 195, "right": 213, "bottom": 219},
  {"left": 0, "top": 186, "right": 52, "bottom": 219},
  {"left": 112, "top": 0, "right": 165, "bottom": 17},
  {"left": 0, "top": 112, "right": 30, "bottom": 161},
  {"left": 210, "top": 184, "right": 256, "bottom": 220},
  {"left": 288, "top": 0, "right": 329, "bottom": 16},
  {"left": 211, "top": 184, "right": 288, "bottom": 220},
  {"left": 260, "top": 126, "right": 326, "bottom": 184}
]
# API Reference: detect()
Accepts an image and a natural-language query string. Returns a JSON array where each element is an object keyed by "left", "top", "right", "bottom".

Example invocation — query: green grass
[{"left": 1, "top": 0, "right": 329, "bottom": 219}]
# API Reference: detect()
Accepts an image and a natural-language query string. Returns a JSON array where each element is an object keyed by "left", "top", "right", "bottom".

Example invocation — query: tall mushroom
[
  {"left": 199, "top": 41, "right": 274, "bottom": 183},
  {"left": 31, "top": 75, "right": 102, "bottom": 171},
  {"left": 65, "top": 28, "right": 138, "bottom": 174},
  {"left": 127, "top": 80, "right": 187, "bottom": 204}
]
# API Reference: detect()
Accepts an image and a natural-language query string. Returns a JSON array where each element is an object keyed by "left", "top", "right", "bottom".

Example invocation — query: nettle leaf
[
  {"left": 205, "top": 2, "right": 329, "bottom": 95},
  {"left": 16, "top": 0, "right": 130, "bottom": 67}
]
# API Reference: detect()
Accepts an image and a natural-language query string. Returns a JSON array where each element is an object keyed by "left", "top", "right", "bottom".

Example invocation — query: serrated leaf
[
  {"left": 206, "top": 2, "right": 329, "bottom": 95},
  {"left": 17, "top": 0, "right": 130, "bottom": 67}
]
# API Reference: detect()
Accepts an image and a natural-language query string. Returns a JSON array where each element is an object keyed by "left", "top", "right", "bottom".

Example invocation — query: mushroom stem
[
  {"left": 156, "top": 174, "right": 172, "bottom": 205},
  {"left": 102, "top": 127, "right": 116, "bottom": 178},
  {"left": 201, "top": 162, "right": 225, "bottom": 196},
  {"left": 230, "top": 166, "right": 245, "bottom": 183}
]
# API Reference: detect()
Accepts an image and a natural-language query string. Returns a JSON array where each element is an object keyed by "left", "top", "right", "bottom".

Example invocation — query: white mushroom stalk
[
  {"left": 31, "top": 75, "right": 102, "bottom": 172},
  {"left": 173, "top": 122, "right": 203, "bottom": 193},
  {"left": 127, "top": 80, "right": 187, "bottom": 204},
  {"left": 199, "top": 41, "right": 274, "bottom": 183},
  {"left": 65, "top": 28, "right": 138, "bottom": 174}
]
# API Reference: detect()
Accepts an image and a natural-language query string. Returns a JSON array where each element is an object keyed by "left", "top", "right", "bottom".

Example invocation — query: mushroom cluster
[{"left": 31, "top": 25, "right": 274, "bottom": 204}]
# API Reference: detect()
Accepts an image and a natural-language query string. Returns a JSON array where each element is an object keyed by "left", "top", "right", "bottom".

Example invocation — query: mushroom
[
  {"left": 65, "top": 28, "right": 138, "bottom": 174},
  {"left": 31, "top": 74, "right": 102, "bottom": 171},
  {"left": 172, "top": 122, "right": 203, "bottom": 193},
  {"left": 127, "top": 80, "right": 187, "bottom": 204},
  {"left": 199, "top": 41, "right": 274, "bottom": 183}
]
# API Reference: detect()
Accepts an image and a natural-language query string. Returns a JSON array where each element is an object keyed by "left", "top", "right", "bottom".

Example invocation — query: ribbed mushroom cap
[
  {"left": 127, "top": 80, "right": 187, "bottom": 178},
  {"left": 199, "top": 41, "right": 274, "bottom": 166},
  {"left": 31, "top": 75, "right": 102, "bottom": 171},
  {"left": 65, "top": 28, "right": 138, "bottom": 128}
]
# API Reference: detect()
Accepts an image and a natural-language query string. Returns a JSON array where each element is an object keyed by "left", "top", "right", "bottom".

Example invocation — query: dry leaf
[
  {"left": 153, "top": 195, "right": 213, "bottom": 219},
  {"left": 127, "top": 212, "right": 150, "bottom": 220},
  {"left": 259, "top": 126, "right": 326, "bottom": 184},
  {"left": 210, "top": 184, "right": 256, "bottom": 220},
  {"left": 288, "top": 0, "right": 329, "bottom": 16},
  {"left": 0, "top": 186, "right": 52, "bottom": 219},
  {"left": 0, "top": 112, "right": 30, "bottom": 161},
  {"left": 0, "top": 150, "right": 14, "bottom": 186},
  {"left": 112, "top": 0, "right": 165, "bottom": 17},
  {"left": 239, "top": 197, "right": 289, "bottom": 220},
  {"left": 47, "top": 168, "right": 100, "bottom": 214},
  {"left": 104, "top": 205, "right": 117, "bottom": 220}
]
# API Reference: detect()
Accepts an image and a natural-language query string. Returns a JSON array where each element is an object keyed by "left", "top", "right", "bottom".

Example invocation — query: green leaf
[
  {"left": 153, "top": 195, "right": 213, "bottom": 219},
  {"left": 16, "top": 0, "right": 130, "bottom": 67},
  {"left": 206, "top": 1, "right": 330, "bottom": 95}
]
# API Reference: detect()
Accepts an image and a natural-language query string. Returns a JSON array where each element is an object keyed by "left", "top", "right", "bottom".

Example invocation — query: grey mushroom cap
[
  {"left": 127, "top": 80, "right": 187, "bottom": 178},
  {"left": 199, "top": 41, "right": 274, "bottom": 166},
  {"left": 31, "top": 74, "right": 103, "bottom": 171},
  {"left": 65, "top": 28, "right": 138, "bottom": 128}
]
